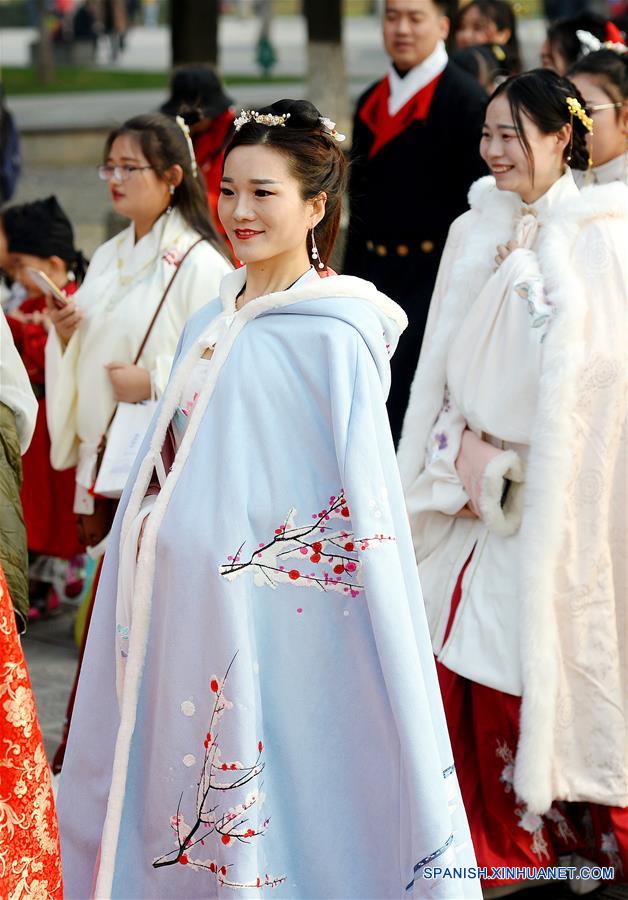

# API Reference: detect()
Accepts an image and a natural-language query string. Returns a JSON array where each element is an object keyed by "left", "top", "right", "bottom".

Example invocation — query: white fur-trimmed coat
[{"left": 398, "top": 175, "right": 628, "bottom": 815}]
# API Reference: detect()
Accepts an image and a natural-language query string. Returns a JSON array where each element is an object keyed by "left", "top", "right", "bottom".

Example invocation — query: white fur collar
[
  {"left": 468, "top": 171, "right": 628, "bottom": 226},
  {"left": 218, "top": 266, "right": 409, "bottom": 332}
]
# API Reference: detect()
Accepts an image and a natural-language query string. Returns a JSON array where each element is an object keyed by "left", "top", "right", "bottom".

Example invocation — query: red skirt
[
  {"left": 0, "top": 564, "right": 63, "bottom": 897},
  {"left": 21, "top": 397, "right": 82, "bottom": 560},
  {"left": 437, "top": 559, "right": 628, "bottom": 886}
]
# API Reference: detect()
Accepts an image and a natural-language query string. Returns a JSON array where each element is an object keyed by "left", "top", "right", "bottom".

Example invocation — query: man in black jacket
[{"left": 344, "top": 0, "right": 487, "bottom": 442}]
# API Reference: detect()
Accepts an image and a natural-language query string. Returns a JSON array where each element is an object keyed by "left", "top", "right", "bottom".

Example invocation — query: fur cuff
[{"left": 478, "top": 450, "right": 525, "bottom": 537}]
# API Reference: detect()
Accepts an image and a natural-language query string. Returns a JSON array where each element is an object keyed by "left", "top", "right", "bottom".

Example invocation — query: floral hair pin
[
  {"left": 576, "top": 29, "right": 627, "bottom": 56},
  {"left": 175, "top": 115, "right": 198, "bottom": 177},
  {"left": 566, "top": 96, "right": 594, "bottom": 169},
  {"left": 319, "top": 116, "right": 346, "bottom": 142},
  {"left": 566, "top": 96, "right": 593, "bottom": 133},
  {"left": 234, "top": 109, "right": 291, "bottom": 131}
]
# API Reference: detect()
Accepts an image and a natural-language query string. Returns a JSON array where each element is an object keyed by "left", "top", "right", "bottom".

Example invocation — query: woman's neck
[
  {"left": 133, "top": 208, "right": 168, "bottom": 242},
  {"left": 520, "top": 168, "right": 564, "bottom": 205},
  {"left": 238, "top": 251, "right": 312, "bottom": 307}
]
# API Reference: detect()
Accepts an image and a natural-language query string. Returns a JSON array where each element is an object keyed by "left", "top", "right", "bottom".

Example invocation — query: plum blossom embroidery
[
  {"left": 601, "top": 832, "right": 623, "bottom": 874},
  {"left": 514, "top": 277, "right": 554, "bottom": 342},
  {"left": 496, "top": 740, "right": 550, "bottom": 861},
  {"left": 545, "top": 806, "right": 577, "bottom": 845},
  {"left": 182, "top": 391, "right": 200, "bottom": 418},
  {"left": 219, "top": 491, "right": 394, "bottom": 599},
  {"left": 153, "top": 654, "right": 286, "bottom": 890},
  {"left": 162, "top": 247, "right": 184, "bottom": 267}
]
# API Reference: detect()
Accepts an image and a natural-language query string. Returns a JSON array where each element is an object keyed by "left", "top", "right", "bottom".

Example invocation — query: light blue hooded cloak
[{"left": 58, "top": 268, "right": 479, "bottom": 899}]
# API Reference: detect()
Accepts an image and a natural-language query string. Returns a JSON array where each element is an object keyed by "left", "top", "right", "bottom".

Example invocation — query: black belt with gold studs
[{"left": 365, "top": 239, "right": 436, "bottom": 257}]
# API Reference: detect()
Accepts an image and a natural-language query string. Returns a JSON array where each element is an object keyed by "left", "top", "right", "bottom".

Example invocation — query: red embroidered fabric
[
  {"left": 7, "top": 283, "right": 83, "bottom": 559},
  {"left": 437, "top": 561, "right": 628, "bottom": 886},
  {"left": 0, "top": 564, "right": 63, "bottom": 898},
  {"left": 358, "top": 72, "right": 442, "bottom": 159}
]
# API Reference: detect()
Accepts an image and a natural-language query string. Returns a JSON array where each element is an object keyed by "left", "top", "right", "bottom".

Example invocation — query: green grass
[{"left": 0, "top": 66, "right": 304, "bottom": 95}]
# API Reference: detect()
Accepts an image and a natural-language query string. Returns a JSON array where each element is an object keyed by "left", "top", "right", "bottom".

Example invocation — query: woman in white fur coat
[{"left": 398, "top": 69, "right": 628, "bottom": 890}]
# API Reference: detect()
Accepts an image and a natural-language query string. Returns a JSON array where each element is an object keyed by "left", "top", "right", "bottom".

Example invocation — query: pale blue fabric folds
[{"left": 58, "top": 272, "right": 479, "bottom": 899}]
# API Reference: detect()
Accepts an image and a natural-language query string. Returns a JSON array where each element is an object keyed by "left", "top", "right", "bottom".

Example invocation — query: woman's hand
[
  {"left": 105, "top": 363, "right": 152, "bottom": 403},
  {"left": 495, "top": 240, "right": 520, "bottom": 268},
  {"left": 28, "top": 309, "right": 51, "bottom": 332},
  {"left": 455, "top": 503, "right": 479, "bottom": 519},
  {"left": 45, "top": 295, "right": 83, "bottom": 347}
]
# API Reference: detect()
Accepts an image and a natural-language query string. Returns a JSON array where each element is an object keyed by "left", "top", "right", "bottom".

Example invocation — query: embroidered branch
[
  {"left": 219, "top": 491, "right": 395, "bottom": 599},
  {"left": 153, "top": 654, "right": 286, "bottom": 890}
]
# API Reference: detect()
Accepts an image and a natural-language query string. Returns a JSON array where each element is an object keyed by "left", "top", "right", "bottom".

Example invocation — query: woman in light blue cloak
[{"left": 57, "top": 100, "right": 479, "bottom": 899}]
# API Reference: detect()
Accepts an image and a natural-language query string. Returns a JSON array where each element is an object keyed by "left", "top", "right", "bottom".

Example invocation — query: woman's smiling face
[
  {"left": 480, "top": 93, "right": 569, "bottom": 202},
  {"left": 219, "top": 144, "right": 319, "bottom": 266}
]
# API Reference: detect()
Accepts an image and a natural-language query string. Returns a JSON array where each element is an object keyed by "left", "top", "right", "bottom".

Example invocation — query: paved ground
[
  {"left": 22, "top": 609, "right": 628, "bottom": 899},
  {"left": 0, "top": 18, "right": 547, "bottom": 79},
  {"left": 22, "top": 604, "right": 77, "bottom": 759}
]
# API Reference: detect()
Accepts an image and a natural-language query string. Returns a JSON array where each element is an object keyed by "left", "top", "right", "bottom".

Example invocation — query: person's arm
[{"left": 0, "top": 310, "right": 37, "bottom": 453}]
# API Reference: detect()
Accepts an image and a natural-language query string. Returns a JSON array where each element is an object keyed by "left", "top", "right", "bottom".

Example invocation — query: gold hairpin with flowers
[{"left": 566, "top": 96, "right": 594, "bottom": 168}]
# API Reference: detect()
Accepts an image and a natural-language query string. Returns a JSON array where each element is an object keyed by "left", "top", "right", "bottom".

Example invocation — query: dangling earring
[
  {"left": 310, "top": 228, "right": 324, "bottom": 270},
  {"left": 166, "top": 183, "right": 175, "bottom": 214}
]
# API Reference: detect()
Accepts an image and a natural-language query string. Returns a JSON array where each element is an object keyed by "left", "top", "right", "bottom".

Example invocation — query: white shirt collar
[
  {"left": 590, "top": 152, "right": 628, "bottom": 186},
  {"left": 387, "top": 41, "right": 448, "bottom": 117},
  {"left": 520, "top": 168, "right": 579, "bottom": 220}
]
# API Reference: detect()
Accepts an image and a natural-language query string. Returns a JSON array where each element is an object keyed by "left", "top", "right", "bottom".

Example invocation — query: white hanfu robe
[
  {"left": 45, "top": 209, "right": 231, "bottom": 519},
  {"left": 399, "top": 171, "right": 628, "bottom": 814}
]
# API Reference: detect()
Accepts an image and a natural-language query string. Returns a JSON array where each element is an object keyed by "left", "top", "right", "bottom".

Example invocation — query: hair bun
[{"left": 261, "top": 99, "right": 322, "bottom": 130}]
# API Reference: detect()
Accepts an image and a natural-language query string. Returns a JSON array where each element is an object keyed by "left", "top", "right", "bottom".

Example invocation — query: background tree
[
  {"left": 170, "top": 0, "right": 219, "bottom": 66},
  {"left": 303, "top": 0, "right": 349, "bottom": 137}
]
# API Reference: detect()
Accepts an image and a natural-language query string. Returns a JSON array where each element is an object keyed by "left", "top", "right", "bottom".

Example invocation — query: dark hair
[
  {"left": 223, "top": 100, "right": 348, "bottom": 265},
  {"left": 455, "top": 0, "right": 522, "bottom": 74},
  {"left": 160, "top": 65, "right": 233, "bottom": 126},
  {"left": 546, "top": 13, "right": 607, "bottom": 70},
  {"left": 384, "top": 0, "right": 452, "bottom": 13},
  {"left": 569, "top": 48, "right": 628, "bottom": 110},
  {"left": 489, "top": 68, "right": 590, "bottom": 175},
  {"left": 451, "top": 42, "right": 518, "bottom": 89},
  {"left": 2, "top": 195, "right": 88, "bottom": 285},
  {"left": 105, "top": 112, "right": 220, "bottom": 247}
]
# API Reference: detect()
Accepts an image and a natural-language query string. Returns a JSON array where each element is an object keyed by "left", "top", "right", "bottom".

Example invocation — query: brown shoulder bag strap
[{"left": 98, "top": 236, "right": 206, "bottom": 446}]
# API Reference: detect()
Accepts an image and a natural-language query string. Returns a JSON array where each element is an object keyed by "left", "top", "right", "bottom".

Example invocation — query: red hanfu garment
[
  {"left": 7, "top": 283, "right": 83, "bottom": 559},
  {"left": 0, "top": 564, "right": 63, "bottom": 898},
  {"left": 358, "top": 72, "right": 443, "bottom": 159},
  {"left": 193, "top": 110, "right": 236, "bottom": 247},
  {"left": 437, "top": 559, "right": 628, "bottom": 888}
]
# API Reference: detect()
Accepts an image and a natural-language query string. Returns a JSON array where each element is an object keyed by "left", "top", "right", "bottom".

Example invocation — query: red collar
[{"left": 359, "top": 72, "right": 442, "bottom": 159}]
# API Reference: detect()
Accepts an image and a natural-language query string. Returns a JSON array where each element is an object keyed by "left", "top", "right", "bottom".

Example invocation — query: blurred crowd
[{"left": 0, "top": 1, "right": 626, "bottom": 896}]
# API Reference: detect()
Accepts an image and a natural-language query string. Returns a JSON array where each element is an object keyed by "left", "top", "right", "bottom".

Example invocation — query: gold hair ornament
[
  {"left": 566, "top": 96, "right": 594, "bottom": 169},
  {"left": 234, "top": 109, "right": 291, "bottom": 131},
  {"left": 175, "top": 115, "right": 198, "bottom": 177}
]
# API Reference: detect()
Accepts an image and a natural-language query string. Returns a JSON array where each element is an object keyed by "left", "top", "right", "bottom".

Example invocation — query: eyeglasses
[
  {"left": 587, "top": 102, "right": 624, "bottom": 115},
  {"left": 97, "top": 164, "right": 153, "bottom": 182}
]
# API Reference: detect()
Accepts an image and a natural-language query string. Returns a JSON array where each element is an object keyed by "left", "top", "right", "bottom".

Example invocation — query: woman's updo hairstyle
[
  {"left": 489, "top": 69, "right": 590, "bottom": 174},
  {"left": 223, "top": 99, "right": 348, "bottom": 265},
  {"left": 104, "top": 113, "right": 221, "bottom": 248},
  {"left": 569, "top": 49, "right": 628, "bottom": 108}
]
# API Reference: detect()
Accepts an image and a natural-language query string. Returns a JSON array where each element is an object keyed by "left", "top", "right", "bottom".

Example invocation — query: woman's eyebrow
[{"left": 221, "top": 177, "right": 282, "bottom": 184}]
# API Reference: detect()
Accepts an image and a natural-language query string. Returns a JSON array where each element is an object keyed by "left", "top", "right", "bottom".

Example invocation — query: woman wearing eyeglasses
[
  {"left": 570, "top": 48, "right": 628, "bottom": 186},
  {"left": 45, "top": 113, "right": 231, "bottom": 773},
  {"left": 46, "top": 112, "right": 231, "bottom": 554}
]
